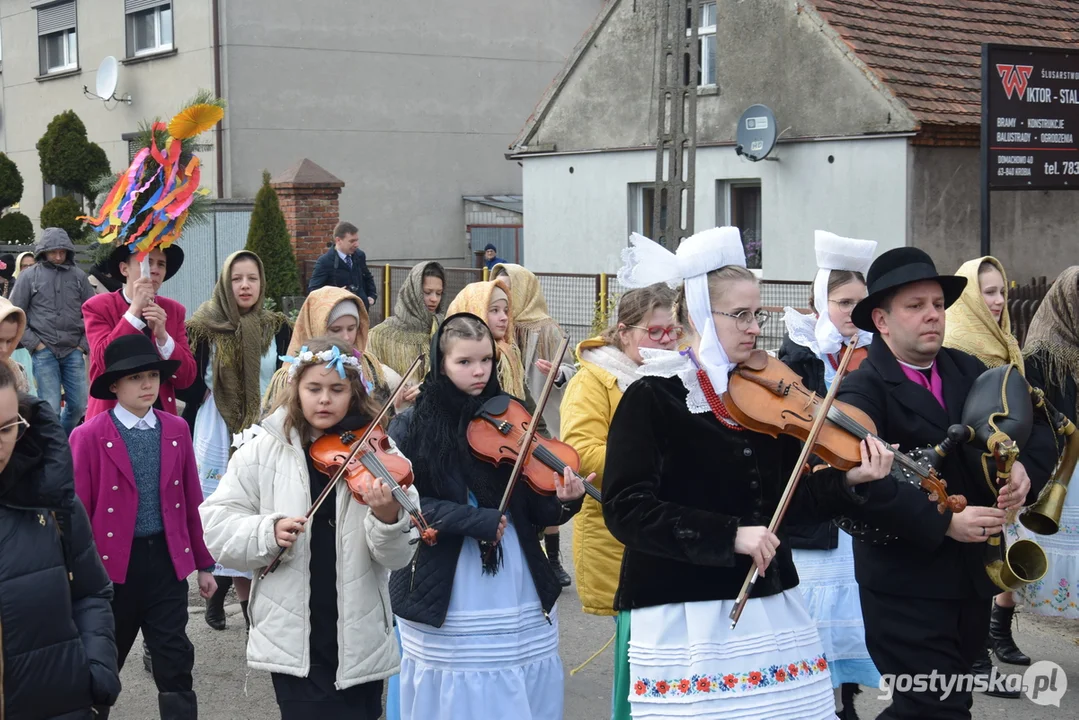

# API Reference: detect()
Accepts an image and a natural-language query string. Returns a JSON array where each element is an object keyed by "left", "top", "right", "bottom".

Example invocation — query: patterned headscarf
[
  {"left": 367, "top": 262, "right": 445, "bottom": 378},
  {"left": 944, "top": 257, "right": 1023, "bottom": 372},
  {"left": 1023, "top": 266, "right": 1079, "bottom": 415},
  {"left": 187, "top": 251, "right": 287, "bottom": 435},
  {"left": 446, "top": 279, "right": 526, "bottom": 398}
]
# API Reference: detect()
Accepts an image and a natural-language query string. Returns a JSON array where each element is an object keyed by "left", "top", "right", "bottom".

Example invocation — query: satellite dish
[
  {"left": 735, "top": 104, "right": 778, "bottom": 162},
  {"left": 96, "top": 56, "right": 118, "bottom": 100}
]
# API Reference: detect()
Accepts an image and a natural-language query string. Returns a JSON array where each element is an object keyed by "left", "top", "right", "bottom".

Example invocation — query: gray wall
[
  {"left": 908, "top": 146, "right": 1079, "bottom": 282},
  {"left": 525, "top": 0, "right": 916, "bottom": 153},
  {"left": 0, "top": 0, "right": 216, "bottom": 230},
  {"left": 219, "top": 0, "right": 605, "bottom": 265}
]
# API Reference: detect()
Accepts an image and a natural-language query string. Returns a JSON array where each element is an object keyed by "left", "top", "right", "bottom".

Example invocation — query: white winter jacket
[{"left": 199, "top": 408, "right": 419, "bottom": 688}]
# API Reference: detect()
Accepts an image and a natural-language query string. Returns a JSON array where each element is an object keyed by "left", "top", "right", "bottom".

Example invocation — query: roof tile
[{"left": 812, "top": 0, "right": 1079, "bottom": 126}]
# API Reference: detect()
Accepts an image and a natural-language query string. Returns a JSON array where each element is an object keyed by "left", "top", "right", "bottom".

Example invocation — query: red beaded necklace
[{"left": 696, "top": 368, "right": 744, "bottom": 431}]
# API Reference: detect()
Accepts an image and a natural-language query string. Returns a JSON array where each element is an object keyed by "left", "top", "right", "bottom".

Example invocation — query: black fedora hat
[
  {"left": 90, "top": 334, "right": 182, "bottom": 400},
  {"left": 109, "top": 244, "right": 185, "bottom": 283},
  {"left": 851, "top": 247, "right": 967, "bottom": 332}
]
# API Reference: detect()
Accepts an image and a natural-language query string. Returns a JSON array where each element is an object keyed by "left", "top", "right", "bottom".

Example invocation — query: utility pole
[{"left": 651, "top": 0, "right": 699, "bottom": 248}]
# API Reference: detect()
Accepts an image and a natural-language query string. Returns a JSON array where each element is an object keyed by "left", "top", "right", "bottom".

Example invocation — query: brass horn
[
  {"left": 962, "top": 365, "right": 1048, "bottom": 592},
  {"left": 984, "top": 437, "right": 1048, "bottom": 592},
  {"left": 1019, "top": 390, "right": 1076, "bottom": 536}
]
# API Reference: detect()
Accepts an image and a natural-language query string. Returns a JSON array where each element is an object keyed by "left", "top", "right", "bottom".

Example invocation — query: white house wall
[{"left": 522, "top": 137, "right": 909, "bottom": 280}]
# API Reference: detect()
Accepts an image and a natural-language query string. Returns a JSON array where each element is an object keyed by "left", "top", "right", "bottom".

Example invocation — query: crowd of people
[{"left": 0, "top": 218, "right": 1076, "bottom": 720}]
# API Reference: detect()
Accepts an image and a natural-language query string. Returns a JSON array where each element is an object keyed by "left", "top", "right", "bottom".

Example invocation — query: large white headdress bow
[
  {"left": 618, "top": 227, "right": 747, "bottom": 394},
  {"left": 809, "top": 230, "right": 876, "bottom": 355}
]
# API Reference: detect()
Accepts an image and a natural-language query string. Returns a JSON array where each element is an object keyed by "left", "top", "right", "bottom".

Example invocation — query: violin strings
[
  {"left": 500, "top": 425, "right": 586, "bottom": 480},
  {"left": 789, "top": 385, "right": 928, "bottom": 478},
  {"left": 359, "top": 453, "right": 423, "bottom": 518}
]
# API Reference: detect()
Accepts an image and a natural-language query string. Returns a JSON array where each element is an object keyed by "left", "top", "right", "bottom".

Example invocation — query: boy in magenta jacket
[{"left": 72, "top": 333, "right": 216, "bottom": 720}]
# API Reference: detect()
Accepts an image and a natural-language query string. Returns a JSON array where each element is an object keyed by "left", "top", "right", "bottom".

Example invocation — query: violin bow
[
  {"left": 260, "top": 354, "right": 424, "bottom": 579},
  {"left": 728, "top": 337, "right": 860, "bottom": 628},
  {"left": 494, "top": 335, "right": 572, "bottom": 516}
]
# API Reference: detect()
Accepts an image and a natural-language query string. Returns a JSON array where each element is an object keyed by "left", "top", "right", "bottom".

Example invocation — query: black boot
[
  {"left": 158, "top": 691, "right": 198, "bottom": 720},
  {"left": 972, "top": 647, "right": 1021, "bottom": 698},
  {"left": 205, "top": 575, "right": 231, "bottom": 631},
  {"left": 142, "top": 637, "right": 152, "bottom": 673},
  {"left": 837, "top": 683, "right": 861, "bottom": 719},
  {"left": 544, "top": 532, "right": 571, "bottom": 588},
  {"left": 240, "top": 600, "right": 250, "bottom": 630},
  {"left": 990, "top": 601, "right": 1031, "bottom": 666}
]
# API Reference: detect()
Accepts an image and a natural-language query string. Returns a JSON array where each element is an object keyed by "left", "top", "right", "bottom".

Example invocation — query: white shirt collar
[
  {"left": 122, "top": 287, "right": 132, "bottom": 304},
  {"left": 897, "top": 359, "right": 934, "bottom": 372},
  {"left": 337, "top": 248, "right": 351, "bottom": 261},
  {"left": 114, "top": 404, "right": 157, "bottom": 430}
]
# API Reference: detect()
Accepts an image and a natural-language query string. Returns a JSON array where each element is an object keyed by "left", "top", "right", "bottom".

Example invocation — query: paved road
[{"left": 110, "top": 523, "right": 1077, "bottom": 719}]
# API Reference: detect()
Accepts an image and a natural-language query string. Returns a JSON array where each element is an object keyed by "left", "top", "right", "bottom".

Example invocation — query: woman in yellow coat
[{"left": 558, "top": 283, "right": 677, "bottom": 720}]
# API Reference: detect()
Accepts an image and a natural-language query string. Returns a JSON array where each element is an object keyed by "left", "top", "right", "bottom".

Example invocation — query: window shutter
[
  {"left": 36, "top": 1, "right": 76, "bottom": 36},
  {"left": 125, "top": 0, "right": 168, "bottom": 14}
]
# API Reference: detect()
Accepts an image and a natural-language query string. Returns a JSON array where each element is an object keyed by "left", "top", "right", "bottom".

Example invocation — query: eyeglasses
[
  {"left": 712, "top": 309, "right": 770, "bottom": 330},
  {"left": 828, "top": 299, "right": 860, "bottom": 312},
  {"left": 0, "top": 414, "right": 29, "bottom": 445},
  {"left": 628, "top": 325, "right": 685, "bottom": 342}
]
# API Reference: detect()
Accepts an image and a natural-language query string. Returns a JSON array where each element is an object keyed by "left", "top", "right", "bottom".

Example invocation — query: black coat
[
  {"left": 602, "top": 374, "right": 864, "bottom": 611},
  {"left": 386, "top": 407, "right": 582, "bottom": 628},
  {"left": 1025, "top": 350, "right": 1078, "bottom": 424},
  {"left": 0, "top": 396, "right": 120, "bottom": 719},
  {"left": 777, "top": 335, "right": 838, "bottom": 551},
  {"left": 306, "top": 247, "right": 378, "bottom": 306},
  {"left": 819, "top": 336, "right": 1056, "bottom": 600}
]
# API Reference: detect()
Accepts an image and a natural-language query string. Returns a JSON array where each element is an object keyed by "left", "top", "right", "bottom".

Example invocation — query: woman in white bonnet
[
  {"left": 603, "top": 227, "right": 893, "bottom": 719},
  {"left": 779, "top": 230, "right": 881, "bottom": 718}
]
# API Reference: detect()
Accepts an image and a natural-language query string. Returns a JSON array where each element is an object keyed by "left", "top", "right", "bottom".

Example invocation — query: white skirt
[
  {"left": 396, "top": 521, "right": 563, "bottom": 720},
  {"left": 1015, "top": 465, "right": 1079, "bottom": 618},
  {"left": 792, "top": 532, "right": 880, "bottom": 688},
  {"left": 193, "top": 392, "right": 251, "bottom": 579},
  {"left": 627, "top": 590, "right": 837, "bottom": 720}
]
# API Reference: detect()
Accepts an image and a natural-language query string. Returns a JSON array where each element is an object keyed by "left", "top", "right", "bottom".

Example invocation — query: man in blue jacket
[{"left": 306, "top": 221, "right": 378, "bottom": 308}]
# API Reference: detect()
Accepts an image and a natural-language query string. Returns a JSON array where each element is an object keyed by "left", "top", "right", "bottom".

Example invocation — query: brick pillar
[{"left": 270, "top": 159, "right": 345, "bottom": 282}]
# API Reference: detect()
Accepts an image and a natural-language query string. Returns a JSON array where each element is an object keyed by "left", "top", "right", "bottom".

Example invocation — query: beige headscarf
[
  {"left": 187, "top": 251, "right": 288, "bottom": 435},
  {"left": 944, "top": 256, "right": 1023, "bottom": 372},
  {"left": 0, "top": 297, "right": 29, "bottom": 392},
  {"left": 262, "top": 286, "right": 388, "bottom": 414},
  {"left": 1023, "top": 266, "right": 1079, "bottom": 415},
  {"left": 490, "top": 263, "right": 565, "bottom": 370},
  {"left": 446, "top": 279, "right": 526, "bottom": 398},
  {"left": 367, "top": 262, "right": 444, "bottom": 378},
  {"left": 12, "top": 252, "right": 34, "bottom": 278}
]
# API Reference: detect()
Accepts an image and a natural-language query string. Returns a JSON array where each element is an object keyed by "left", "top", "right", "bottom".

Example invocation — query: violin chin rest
[{"left": 743, "top": 349, "right": 770, "bottom": 371}]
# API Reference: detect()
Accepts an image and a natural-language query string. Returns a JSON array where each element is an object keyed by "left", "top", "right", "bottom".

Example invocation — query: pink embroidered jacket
[
  {"left": 71, "top": 409, "right": 215, "bottom": 584},
  {"left": 82, "top": 289, "right": 197, "bottom": 419}
]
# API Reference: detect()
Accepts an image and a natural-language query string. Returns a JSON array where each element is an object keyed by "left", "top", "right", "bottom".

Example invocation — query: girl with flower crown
[
  {"left": 200, "top": 336, "right": 419, "bottom": 719},
  {"left": 602, "top": 228, "right": 894, "bottom": 720},
  {"left": 386, "top": 313, "right": 589, "bottom": 719}
]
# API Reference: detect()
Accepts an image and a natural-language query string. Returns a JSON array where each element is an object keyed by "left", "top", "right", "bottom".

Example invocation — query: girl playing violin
[
  {"left": 200, "top": 336, "right": 419, "bottom": 719},
  {"left": 387, "top": 313, "right": 589, "bottom": 720},
  {"left": 603, "top": 228, "right": 894, "bottom": 720},
  {"left": 779, "top": 231, "right": 880, "bottom": 717}
]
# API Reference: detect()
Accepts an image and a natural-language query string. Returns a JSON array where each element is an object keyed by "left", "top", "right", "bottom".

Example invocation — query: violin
[
  {"left": 721, "top": 349, "right": 967, "bottom": 514},
  {"left": 260, "top": 356, "right": 433, "bottom": 579},
  {"left": 829, "top": 345, "right": 868, "bottom": 373},
  {"left": 467, "top": 394, "right": 603, "bottom": 504},
  {"left": 310, "top": 427, "right": 437, "bottom": 546}
]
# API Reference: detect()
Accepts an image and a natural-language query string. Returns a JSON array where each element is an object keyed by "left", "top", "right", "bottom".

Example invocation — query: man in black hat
[
  {"left": 822, "top": 247, "right": 1057, "bottom": 718},
  {"left": 82, "top": 246, "right": 197, "bottom": 420}
]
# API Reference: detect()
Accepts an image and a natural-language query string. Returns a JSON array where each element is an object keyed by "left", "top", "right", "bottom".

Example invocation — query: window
[
  {"left": 43, "top": 183, "right": 78, "bottom": 204},
  {"left": 629, "top": 184, "right": 669, "bottom": 247},
  {"left": 717, "top": 181, "right": 762, "bottom": 269},
  {"left": 126, "top": 1, "right": 173, "bottom": 57},
  {"left": 36, "top": 1, "right": 78, "bottom": 75},
  {"left": 685, "top": 2, "right": 717, "bottom": 87}
]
